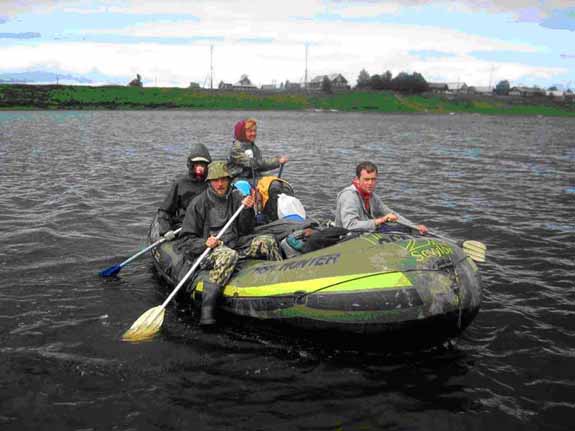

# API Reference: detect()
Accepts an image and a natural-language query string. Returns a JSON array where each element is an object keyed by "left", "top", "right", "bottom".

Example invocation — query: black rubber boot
[{"left": 199, "top": 281, "right": 220, "bottom": 326}]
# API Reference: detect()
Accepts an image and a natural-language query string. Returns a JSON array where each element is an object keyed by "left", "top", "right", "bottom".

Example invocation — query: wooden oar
[
  {"left": 122, "top": 204, "right": 246, "bottom": 342},
  {"left": 396, "top": 220, "right": 486, "bottom": 263},
  {"left": 99, "top": 227, "right": 182, "bottom": 277}
]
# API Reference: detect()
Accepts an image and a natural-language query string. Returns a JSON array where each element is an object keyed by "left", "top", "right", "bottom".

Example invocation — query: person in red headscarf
[
  {"left": 227, "top": 118, "right": 288, "bottom": 180},
  {"left": 227, "top": 119, "right": 291, "bottom": 223},
  {"left": 335, "top": 161, "right": 428, "bottom": 234}
]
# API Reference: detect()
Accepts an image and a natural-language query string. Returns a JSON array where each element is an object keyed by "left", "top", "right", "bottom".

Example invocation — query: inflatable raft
[{"left": 149, "top": 216, "right": 482, "bottom": 349}]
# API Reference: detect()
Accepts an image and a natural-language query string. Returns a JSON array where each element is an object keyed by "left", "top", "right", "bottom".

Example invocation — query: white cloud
[
  {"left": 1, "top": 0, "right": 572, "bottom": 19},
  {"left": 410, "top": 54, "right": 567, "bottom": 86},
  {"left": 0, "top": 35, "right": 561, "bottom": 88},
  {"left": 85, "top": 15, "right": 539, "bottom": 52},
  {"left": 0, "top": 0, "right": 571, "bottom": 87},
  {"left": 444, "top": 0, "right": 574, "bottom": 20},
  {"left": 46, "top": 14, "right": 535, "bottom": 85},
  {"left": 327, "top": 1, "right": 403, "bottom": 17}
]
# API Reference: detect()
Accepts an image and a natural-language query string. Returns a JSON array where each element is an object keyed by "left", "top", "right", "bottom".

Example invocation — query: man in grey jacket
[{"left": 335, "top": 161, "right": 428, "bottom": 234}]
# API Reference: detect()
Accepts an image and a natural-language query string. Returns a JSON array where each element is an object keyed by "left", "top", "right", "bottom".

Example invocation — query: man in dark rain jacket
[
  {"left": 180, "top": 161, "right": 282, "bottom": 325},
  {"left": 157, "top": 143, "right": 212, "bottom": 239}
]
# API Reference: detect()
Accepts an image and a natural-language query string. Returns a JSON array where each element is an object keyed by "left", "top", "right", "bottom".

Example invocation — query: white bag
[{"left": 277, "top": 193, "right": 306, "bottom": 221}]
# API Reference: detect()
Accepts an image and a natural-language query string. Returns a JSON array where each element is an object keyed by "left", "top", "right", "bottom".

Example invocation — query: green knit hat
[{"left": 206, "top": 160, "right": 231, "bottom": 181}]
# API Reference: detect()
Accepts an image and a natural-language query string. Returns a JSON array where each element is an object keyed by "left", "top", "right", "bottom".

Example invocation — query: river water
[{"left": 0, "top": 110, "right": 573, "bottom": 430}]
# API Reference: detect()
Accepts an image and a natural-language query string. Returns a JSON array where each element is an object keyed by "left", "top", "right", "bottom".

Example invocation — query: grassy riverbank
[{"left": 1, "top": 84, "right": 574, "bottom": 116}]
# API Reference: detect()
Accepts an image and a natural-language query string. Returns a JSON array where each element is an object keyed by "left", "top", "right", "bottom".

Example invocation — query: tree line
[
  {"left": 354, "top": 71, "right": 570, "bottom": 96},
  {"left": 354, "top": 69, "right": 429, "bottom": 94}
]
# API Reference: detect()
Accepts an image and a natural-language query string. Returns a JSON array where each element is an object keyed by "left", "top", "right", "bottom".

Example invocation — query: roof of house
[
  {"left": 234, "top": 75, "right": 257, "bottom": 87},
  {"left": 310, "top": 73, "right": 347, "bottom": 83},
  {"left": 446, "top": 82, "right": 467, "bottom": 91},
  {"left": 547, "top": 90, "right": 565, "bottom": 97},
  {"left": 428, "top": 83, "right": 448, "bottom": 89},
  {"left": 469, "top": 86, "right": 493, "bottom": 93},
  {"left": 510, "top": 86, "right": 546, "bottom": 93}
]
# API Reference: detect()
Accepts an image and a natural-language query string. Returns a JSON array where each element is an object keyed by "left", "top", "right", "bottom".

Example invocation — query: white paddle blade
[
  {"left": 462, "top": 240, "right": 487, "bottom": 263},
  {"left": 463, "top": 240, "right": 486, "bottom": 252},
  {"left": 122, "top": 305, "right": 165, "bottom": 342}
]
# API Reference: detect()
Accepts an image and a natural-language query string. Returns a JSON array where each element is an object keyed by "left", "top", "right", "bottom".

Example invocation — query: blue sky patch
[
  {"left": 410, "top": 50, "right": 455, "bottom": 60},
  {"left": 541, "top": 8, "right": 575, "bottom": 31},
  {"left": 0, "top": 32, "right": 41, "bottom": 39},
  {"left": 0, "top": 11, "right": 198, "bottom": 35},
  {"left": 237, "top": 37, "right": 274, "bottom": 44}
]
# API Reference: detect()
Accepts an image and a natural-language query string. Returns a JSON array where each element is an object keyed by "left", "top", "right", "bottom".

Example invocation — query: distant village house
[
  {"left": 546, "top": 90, "right": 565, "bottom": 99},
  {"left": 426, "top": 82, "right": 468, "bottom": 94},
  {"left": 261, "top": 83, "right": 280, "bottom": 91},
  {"left": 509, "top": 86, "right": 546, "bottom": 97},
  {"left": 428, "top": 83, "right": 448, "bottom": 93},
  {"left": 284, "top": 81, "right": 302, "bottom": 90},
  {"left": 308, "top": 74, "right": 349, "bottom": 90},
  {"left": 218, "top": 75, "right": 258, "bottom": 91},
  {"left": 218, "top": 81, "right": 233, "bottom": 90},
  {"left": 467, "top": 86, "right": 493, "bottom": 95},
  {"left": 446, "top": 82, "right": 468, "bottom": 93},
  {"left": 128, "top": 74, "right": 143, "bottom": 87},
  {"left": 233, "top": 74, "right": 258, "bottom": 91}
]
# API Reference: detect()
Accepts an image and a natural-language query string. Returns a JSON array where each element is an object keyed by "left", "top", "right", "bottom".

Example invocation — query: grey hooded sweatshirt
[{"left": 334, "top": 185, "right": 394, "bottom": 232}]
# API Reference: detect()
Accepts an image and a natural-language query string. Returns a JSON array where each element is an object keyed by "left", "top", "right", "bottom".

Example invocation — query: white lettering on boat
[{"left": 251, "top": 253, "right": 341, "bottom": 274}]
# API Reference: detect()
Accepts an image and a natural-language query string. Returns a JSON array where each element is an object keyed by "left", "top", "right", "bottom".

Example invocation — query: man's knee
[
  {"left": 212, "top": 246, "right": 239, "bottom": 267},
  {"left": 250, "top": 235, "right": 282, "bottom": 260}
]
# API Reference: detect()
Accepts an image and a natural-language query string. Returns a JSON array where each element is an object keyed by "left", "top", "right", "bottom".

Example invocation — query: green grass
[
  {"left": 47, "top": 86, "right": 310, "bottom": 110},
  {"left": 0, "top": 84, "right": 573, "bottom": 117}
]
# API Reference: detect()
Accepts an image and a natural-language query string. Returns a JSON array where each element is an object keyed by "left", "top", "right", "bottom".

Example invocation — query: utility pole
[
  {"left": 210, "top": 44, "right": 214, "bottom": 90},
  {"left": 488, "top": 65, "right": 495, "bottom": 89},
  {"left": 304, "top": 42, "right": 309, "bottom": 91}
]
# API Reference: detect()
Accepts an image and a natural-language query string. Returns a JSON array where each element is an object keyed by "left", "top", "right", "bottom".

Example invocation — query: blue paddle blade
[
  {"left": 233, "top": 180, "right": 252, "bottom": 196},
  {"left": 99, "top": 263, "right": 123, "bottom": 277}
]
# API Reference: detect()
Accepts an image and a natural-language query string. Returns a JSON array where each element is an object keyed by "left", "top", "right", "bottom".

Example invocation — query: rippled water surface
[{"left": 1, "top": 110, "right": 574, "bottom": 430}]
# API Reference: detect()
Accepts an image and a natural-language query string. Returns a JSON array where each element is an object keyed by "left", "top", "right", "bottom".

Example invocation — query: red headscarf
[
  {"left": 234, "top": 118, "right": 256, "bottom": 142},
  {"left": 352, "top": 178, "right": 371, "bottom": 212}
]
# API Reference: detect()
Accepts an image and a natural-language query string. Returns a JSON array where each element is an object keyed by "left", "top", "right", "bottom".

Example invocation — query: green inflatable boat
[{"left": 148, "top": 215, "right": 482, "bottom": 348}]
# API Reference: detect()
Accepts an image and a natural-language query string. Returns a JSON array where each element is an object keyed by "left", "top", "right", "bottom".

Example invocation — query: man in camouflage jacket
[{"left": 180, "top": 160, "right": 282, "bottom": 325}]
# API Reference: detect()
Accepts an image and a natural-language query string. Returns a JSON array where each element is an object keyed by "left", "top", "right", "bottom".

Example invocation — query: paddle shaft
[
  {"left": 395, "top": 219, "right": 456, "bottom": 245},
  {"left": 160, "top": 204, "right": 246, "bottom": 309},
  {"left": 278, "top": 162, "right": 284, "bottom": 178},
  {"left": 250, "top": 159, "right": 260, "bottom": 216},
  {"left": 119, "top": 227, "right": 182, "bottom": 268}
]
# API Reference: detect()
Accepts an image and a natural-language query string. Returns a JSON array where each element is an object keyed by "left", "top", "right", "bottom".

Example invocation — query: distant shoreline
[{"left": 1, "top": 84, "right": 574, "bottom": 117}]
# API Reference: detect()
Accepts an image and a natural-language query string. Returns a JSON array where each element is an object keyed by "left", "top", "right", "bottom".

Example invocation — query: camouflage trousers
[{"left": 205, "top": 234, "right": 282, "bottom": 286}]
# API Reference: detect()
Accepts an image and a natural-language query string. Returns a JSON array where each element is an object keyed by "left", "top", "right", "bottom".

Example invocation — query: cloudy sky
[{"left": 1, "top": 0, "right": 573, "bottom": 89}]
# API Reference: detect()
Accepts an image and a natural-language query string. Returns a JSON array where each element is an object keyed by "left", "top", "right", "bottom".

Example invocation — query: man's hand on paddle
[
  {"left": 205, "top": 236, "right": 221, "bottom": 249},
  {"left": 375, "top": 213, "right": 398, "bottom": 226},
  {"left": 416, "top": 224, "right": 428, "bottom": 235},
  {"left": 242, "top": 193, "right": 255, "bottom": 208}
]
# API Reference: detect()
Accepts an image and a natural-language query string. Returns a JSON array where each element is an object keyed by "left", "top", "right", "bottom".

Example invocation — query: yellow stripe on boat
[{"left": 222, "top": 271, "right": 412, "bottom": 297}]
